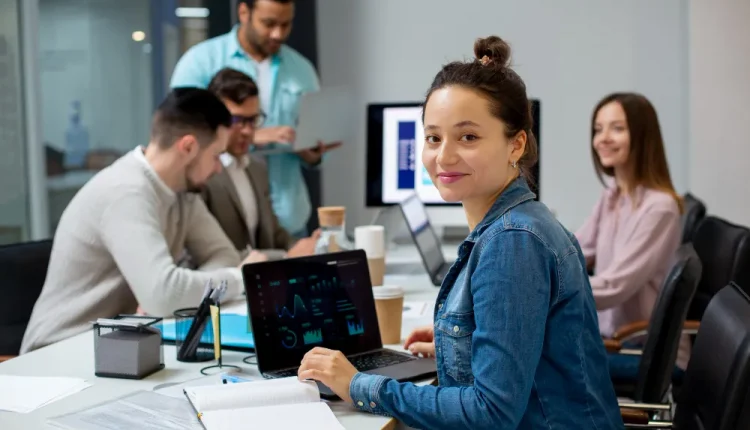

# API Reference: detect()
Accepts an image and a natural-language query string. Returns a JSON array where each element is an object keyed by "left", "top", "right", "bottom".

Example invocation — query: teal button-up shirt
[{"left": 170, "top": 26, "right": 320, "bottom": 235}]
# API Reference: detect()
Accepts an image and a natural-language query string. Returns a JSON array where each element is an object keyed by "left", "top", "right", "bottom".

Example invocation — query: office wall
[
  {"left": 689, "top": 0, "right": 750, "bottom": 227},
  {"left": 38, "top": 0, "right": 153, "bottom": 157},
  {"left": 316, "top": 0, "right": 689, "bottom": 231}
]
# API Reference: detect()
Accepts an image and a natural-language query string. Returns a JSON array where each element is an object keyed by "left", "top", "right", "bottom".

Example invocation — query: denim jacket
[{"left": 349, "top": 178, "right": 623, "bottom": 429}]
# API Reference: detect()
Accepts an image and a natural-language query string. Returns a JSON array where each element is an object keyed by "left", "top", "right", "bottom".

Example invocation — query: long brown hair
[{"left": 590, "top": 92, "right": 683, "bottom": 213}]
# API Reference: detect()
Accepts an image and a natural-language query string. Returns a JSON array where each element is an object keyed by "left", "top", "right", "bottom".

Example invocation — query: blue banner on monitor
[{"left": 397, "top": 121, "right": 416, "bottom": 190}]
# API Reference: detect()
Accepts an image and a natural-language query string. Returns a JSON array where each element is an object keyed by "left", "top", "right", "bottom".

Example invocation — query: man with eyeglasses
[
  {"left": 170, "top": 0, "right": 338, "bottom": 239},
  {"left": 203, "top": 68, "right": 319, "bottom": 260}
]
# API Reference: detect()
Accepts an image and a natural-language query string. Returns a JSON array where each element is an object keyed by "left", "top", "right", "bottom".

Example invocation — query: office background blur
[{"left": 1, "top": 0, "right": 748, "bottom": 246}]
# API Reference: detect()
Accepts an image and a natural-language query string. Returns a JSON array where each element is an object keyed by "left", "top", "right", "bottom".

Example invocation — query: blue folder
[{"left": 158, "top": 314, "right": 255, "bottom": 350}]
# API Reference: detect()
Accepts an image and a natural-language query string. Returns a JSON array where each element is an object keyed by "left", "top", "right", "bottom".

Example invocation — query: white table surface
[{"left": 0, "top": 244, "right": 456, "bottom": 430}]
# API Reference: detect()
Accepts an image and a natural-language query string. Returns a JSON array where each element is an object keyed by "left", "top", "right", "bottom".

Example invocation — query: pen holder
[{"left": 174, "top": 307, "right": 215, "bottom": 363}]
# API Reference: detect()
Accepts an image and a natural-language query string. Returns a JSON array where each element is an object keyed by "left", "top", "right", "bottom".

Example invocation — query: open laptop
[
  {"left": 242, "top": 249, "right": 437, "bottom": 399},
  {"left": 251, "top": 85, "right": 351, "bottom": 156},
  {"left": 399, "top": 194, "right": 453, "bottom": 286}
]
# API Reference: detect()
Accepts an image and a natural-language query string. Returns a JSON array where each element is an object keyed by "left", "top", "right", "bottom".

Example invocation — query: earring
[{"left": 511, "top": 160, "right": 518, "bottom": 169}]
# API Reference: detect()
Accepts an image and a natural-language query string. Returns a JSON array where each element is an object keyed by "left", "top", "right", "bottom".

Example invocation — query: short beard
[
  {"left": 186, "top": 182, "right": 204, "bottom": 194},
  {"left": 244, "top": 25, "right": 270, "bottom": 57},
  {"left": 185, "top": 166, "right": 205, "bottom": 194}
]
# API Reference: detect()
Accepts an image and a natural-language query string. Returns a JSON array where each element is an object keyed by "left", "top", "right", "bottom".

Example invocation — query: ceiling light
[
  {"left": 175, "top": 7, "right": 210, "bottom": 18},
  {"left": 132, "top": 31, "right": 146, "bottom": 42}
]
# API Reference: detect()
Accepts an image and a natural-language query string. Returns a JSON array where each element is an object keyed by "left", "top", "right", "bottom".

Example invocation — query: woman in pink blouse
[{"left": 575, "top": 93, "right": 688, "bottom": 372}]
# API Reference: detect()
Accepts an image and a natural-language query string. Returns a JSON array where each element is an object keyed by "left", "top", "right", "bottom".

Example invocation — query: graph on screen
[
  {"left": 265, "top": 273, "right": 366, "bottom": 351},
  {"left": 276, "top": 295, "right": 307, "bottom": 319},
  {"left": 303, "top": 329, "right": 323, "bottom": 345},
  {"left": 347, "top": 319, "right": 365, "bottom": 336}
]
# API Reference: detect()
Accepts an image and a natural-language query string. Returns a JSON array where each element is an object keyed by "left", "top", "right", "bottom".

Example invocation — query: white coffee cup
[
  {"left": 355, "top": 225, "right": 386, "bottom": 286},
  {"left": 372, "top": 285, "right": 404, "bottom": 344}
]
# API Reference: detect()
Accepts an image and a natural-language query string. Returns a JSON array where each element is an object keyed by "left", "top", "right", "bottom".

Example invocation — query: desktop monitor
[{"left": 366, "top": 100, "right": 541, "bottom": 207}]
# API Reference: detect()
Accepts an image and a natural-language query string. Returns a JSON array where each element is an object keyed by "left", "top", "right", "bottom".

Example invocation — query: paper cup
[
  {"left": 355, "top": 225, "right": 386, "bottom": 286},
  {"left": 373, "top": 286, "right": 404, "bottom": 344},
  {"left": 317, "top": 206, "right": 346, "bottom": 227}
]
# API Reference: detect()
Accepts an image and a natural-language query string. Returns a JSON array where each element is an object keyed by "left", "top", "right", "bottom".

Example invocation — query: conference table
[{"left": 0, "top": 243, "right": 457, "bottom": 430}]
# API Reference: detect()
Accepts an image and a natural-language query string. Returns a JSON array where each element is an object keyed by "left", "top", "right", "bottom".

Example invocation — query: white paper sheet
[
  {"left": 48, "top": 390, "right": 202, "bottom": 430},
  {"left": 0, "top": 375, "right": 92, "bottom": 413},
  {"left": 185, "top": 377, "right": 318, "bottom": 412},
  {"left": 201, "top": 402, "right": 344, "bottom": 430}
]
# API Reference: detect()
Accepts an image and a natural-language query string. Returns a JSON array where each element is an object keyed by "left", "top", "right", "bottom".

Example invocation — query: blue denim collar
[{"left": 466, "top": 177, "right": 536, "bottom": 243}]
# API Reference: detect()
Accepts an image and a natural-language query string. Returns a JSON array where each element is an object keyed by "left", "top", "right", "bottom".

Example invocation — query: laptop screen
[
  {"left": 243, "top": 250, "right": 383, "bottom": 373},
  {"left": 400, "top": 195, "right": 446, "bottom": 275}
]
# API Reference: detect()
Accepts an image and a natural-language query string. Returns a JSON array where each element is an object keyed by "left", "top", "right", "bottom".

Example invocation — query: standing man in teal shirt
[{"left": 170, "top": 0, "right": 334, "bottom": 237}]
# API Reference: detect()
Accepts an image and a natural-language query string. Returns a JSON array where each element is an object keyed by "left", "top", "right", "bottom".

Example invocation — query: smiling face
[
  {"left": 422, "top": 86, "right": 521, "bottom": 204},
  {"left": 593, "top": 101, "right": 631, "bottom": 170}
]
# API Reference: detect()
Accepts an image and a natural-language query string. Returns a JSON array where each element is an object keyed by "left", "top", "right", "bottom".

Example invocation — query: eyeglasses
[{"left": 231, "top": 111, "right": 266, "bottom": 128}]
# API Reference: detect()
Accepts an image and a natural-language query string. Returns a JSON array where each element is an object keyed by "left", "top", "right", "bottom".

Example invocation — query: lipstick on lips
[{"left": 436, "top": 171, "right": 467, "bottom": 184}]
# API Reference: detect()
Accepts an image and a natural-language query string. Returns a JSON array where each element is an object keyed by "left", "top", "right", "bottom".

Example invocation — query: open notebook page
[
  {"left": 185, "top": 377, "right": 319, "bottom": 412},
  {"left": 200, "top": 402, "right": 344, "bottom": 430}
]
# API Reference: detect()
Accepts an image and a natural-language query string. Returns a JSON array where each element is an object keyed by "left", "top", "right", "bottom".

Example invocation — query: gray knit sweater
[{"left": 21, "top": 148, "right": 243, "bottom": 353}]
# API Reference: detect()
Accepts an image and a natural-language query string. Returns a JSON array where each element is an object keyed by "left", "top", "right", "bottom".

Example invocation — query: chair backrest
[
  {"left": 681, "top": 193, "right": 706, "bottom": 244},
  {"left": 689, "top": 216, "right": 750, "bottom": 321},
  {"left": 674, "top": 283, "right": 750, "bottom": 430},
  {"left": 0, "top": 240, "right": 53, "bottom": 355},
  {"left": 633, "top": 244, "right": 702, "bottom": 403}
]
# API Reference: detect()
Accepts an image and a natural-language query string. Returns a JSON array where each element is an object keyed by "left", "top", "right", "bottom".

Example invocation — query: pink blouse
[{"left": 576, "top": 186, "right": 689, "bottom": 369}]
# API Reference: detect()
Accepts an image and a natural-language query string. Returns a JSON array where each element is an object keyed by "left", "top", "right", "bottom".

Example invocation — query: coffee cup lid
[{"left": 372, "top": 285, "right": 404, "bottom": 299}]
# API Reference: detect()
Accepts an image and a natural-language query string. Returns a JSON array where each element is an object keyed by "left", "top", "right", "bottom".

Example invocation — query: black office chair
[
  {"left": 621, "top": 282, "right": 750, "bottom": 429},
  {"left": 604, "top": 244, "right": 702, "bottom": 402},
  {"left": 688, "top": 216, "right": 750, "bottom": 322},
  {"left": 0, "top": 239, "right": 53, "bottom": 360},
  {"left": 680, "top": 193, "right": 706, "bottom": 244}
]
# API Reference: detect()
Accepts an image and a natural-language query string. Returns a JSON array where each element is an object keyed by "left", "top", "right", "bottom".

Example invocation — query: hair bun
[{"left": 474, "top": 36, "right": 511, "bottom": 68}]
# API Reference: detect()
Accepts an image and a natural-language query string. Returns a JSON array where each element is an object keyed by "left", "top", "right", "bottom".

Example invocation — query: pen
[
  {"left": 183, "top": 389, "right": 207, "bottom": 430},
  {"left": 201, "top": 280, "right": 213, "bottom": 301}
]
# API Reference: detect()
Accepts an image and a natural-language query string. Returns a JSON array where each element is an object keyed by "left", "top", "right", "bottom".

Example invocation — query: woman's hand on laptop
[
  {"left": 404, "top": 325, "right": 435, "bottom": 358},
  {"left": 298, "top": 347, "right": 357, "bottom": 403}
]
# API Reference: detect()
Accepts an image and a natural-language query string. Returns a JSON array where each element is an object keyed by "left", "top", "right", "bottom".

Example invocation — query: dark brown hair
[
  {"left": 591, "top": 92, "right": 683, "bottom": 212},
  {"left": 151, "top": 88, "right": 231, "bottom": 149},
  {"left": 423, "top": 36, "right": 538, "bottom": 186},
  {"left": 208, "top": 68, "right": 259, "bottom": 105}
]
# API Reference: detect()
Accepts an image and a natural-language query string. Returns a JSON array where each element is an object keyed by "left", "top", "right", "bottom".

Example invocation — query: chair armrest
[
  {"left": 618, "top": 402, "right": 672, "bottom": 412},
  {"left": 603, "top": 338, "right": 622, "bottom": 353},
  {"left": 682, "top": 320, "right": 700, "bottom": 335},
  {"left": 613, "top": 320, "right": 650, "bottom": 341},
  {"left": 624, "top": 423, "right": 673, "bottom": 429},
  {"left": 620, "top": 408, "right": 650, "bottom": 425},
  {"left": 0, "top": 355, "right": 16, "bottom": 363}
]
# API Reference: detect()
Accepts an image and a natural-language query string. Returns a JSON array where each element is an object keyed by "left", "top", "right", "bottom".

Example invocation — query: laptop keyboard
[
  {"left": 350, "top": 350, "right": 416, "bottom": 371},
  {"left": 269, "top": 350, "right": 416, "bottom": 378}
]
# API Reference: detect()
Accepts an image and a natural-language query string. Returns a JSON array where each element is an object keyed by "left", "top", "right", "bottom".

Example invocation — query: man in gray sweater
[{"left": 21, "top": 88, "right": 264, "bottom": 353}]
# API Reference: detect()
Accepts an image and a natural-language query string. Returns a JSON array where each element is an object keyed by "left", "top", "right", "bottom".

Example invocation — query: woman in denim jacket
[{"left": 298, "top": 36, "right": 622, "bottom": 429}]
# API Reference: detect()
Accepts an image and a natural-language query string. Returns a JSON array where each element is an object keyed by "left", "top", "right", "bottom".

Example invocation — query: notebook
[
  {"left": 183, "top": 377, "right": 343, "bottom": 430},
  {"left": 158, "top": 314, "right": 254, "bottom": 350}
]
